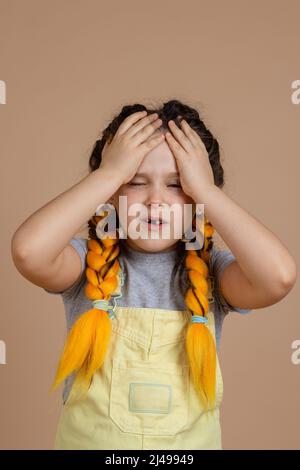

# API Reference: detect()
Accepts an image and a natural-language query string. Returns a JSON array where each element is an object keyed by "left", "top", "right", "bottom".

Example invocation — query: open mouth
[{"left": 141, "top": 217, "right": 169, "bottom": 228}]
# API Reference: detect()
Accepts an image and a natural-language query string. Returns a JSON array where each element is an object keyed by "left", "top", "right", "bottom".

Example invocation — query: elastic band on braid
[
  {"left": 51, "top": 212, "right": 121, "bottom": 396},
  {"left": 184, "top": 216, "right": 216, "bottom": 411}
]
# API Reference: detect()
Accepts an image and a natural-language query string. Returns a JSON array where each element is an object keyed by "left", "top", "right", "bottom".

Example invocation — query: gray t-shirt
[{"left": 45, "top": 237, "right": 252, "bottom": 402}]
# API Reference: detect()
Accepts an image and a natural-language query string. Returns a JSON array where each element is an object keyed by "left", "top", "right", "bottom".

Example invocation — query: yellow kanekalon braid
[
  {"left": 51, "top": 213, "right": 120, "bottom": 396},
  {"left": 184, "top": 216, "right": 216, "bottom": 411}
]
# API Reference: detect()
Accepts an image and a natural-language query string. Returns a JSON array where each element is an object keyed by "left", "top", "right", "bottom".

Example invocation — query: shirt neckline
[{"left": 118, "top": 238, "right": 185, "bottom": 265}]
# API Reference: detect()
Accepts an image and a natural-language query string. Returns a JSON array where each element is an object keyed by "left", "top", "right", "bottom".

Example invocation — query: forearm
[
  {"left": 195, "top": 185, "right": 297, "bottom": 289},
  {"left": 11, "top": 168, "right": 122, "bottom": 265}
]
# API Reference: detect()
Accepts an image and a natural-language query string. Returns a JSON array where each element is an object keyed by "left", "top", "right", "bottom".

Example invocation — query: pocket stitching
[{"left": 109, "top": 360, "right": 190, "bottom": 436}]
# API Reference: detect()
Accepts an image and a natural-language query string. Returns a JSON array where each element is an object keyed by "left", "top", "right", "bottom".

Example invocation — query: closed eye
[{"left": 128, "top": 182, "right": 182, "bottom": 188}]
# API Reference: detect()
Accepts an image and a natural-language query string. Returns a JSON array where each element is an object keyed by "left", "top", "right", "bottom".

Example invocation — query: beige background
[{"left": 1, "top": 0, "right": 299, "bottom": 449}]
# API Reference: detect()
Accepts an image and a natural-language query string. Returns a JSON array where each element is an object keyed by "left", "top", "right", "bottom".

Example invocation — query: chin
[{"left": 127, "top": 237, "right": 179, "bottom": 253}]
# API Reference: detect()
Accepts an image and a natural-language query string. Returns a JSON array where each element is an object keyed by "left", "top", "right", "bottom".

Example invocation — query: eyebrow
[{"left": 134, "top": 172, "right": 179, "bottom": 178}]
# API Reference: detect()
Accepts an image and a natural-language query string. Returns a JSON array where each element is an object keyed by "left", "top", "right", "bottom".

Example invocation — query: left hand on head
[{"left": 165, "top": 119, "right": 215, "bottom": 201}]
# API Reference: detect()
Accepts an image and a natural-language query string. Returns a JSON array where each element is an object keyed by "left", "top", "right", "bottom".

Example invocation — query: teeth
[{"left": 148, "top": 219, "right": 161, "bottom": 224}]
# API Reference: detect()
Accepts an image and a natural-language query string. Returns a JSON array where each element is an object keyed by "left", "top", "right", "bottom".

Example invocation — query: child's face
[{"left": 109, "top": 130, "right": 195, "bottom": 253}]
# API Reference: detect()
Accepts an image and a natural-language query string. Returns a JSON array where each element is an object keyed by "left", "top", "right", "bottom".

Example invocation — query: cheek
[
  {"left": 172, "top": 197, "right": 195, "bottom": 228},
  {"left": 116, "top": 191, "right": 146, "bottom": 224},
  {"left": 170, "top": 194, "right": 194, "bottom": 214},
  {"left": 114, "top": 189, "right": 137, "bottom": 209},
  {"left": 171, "top": 190, "right": 193, "bottom": 203}
]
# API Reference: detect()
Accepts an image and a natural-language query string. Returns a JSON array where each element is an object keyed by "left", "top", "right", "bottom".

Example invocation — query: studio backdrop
[{"left": 0, "top": 0, "right": 299, "bottom": 450}]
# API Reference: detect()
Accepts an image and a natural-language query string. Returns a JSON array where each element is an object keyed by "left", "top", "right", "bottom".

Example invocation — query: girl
[{"left": 11, "top": 100, "right": 297, "bottom": 450}]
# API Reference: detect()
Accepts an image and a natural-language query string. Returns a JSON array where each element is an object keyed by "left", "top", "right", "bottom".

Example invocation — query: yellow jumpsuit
[{"left": 54, "top": 275, "right": 224, "bottom": 450}]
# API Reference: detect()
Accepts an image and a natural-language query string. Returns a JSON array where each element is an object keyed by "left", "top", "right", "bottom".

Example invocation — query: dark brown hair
[{"left": 88, "top": 99, "right": 224, "bottom": 189}]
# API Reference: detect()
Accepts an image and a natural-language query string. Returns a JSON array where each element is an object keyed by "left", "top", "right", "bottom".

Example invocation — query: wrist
[
  {"left": 95, "top": 167, "right": 123, "bottom": 189},
  {"left": 191, "top": 184, "right": 219, "bottom": 204}
]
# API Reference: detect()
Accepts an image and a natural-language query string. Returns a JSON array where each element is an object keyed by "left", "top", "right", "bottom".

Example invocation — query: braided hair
[{"left": 52, "top": 99, "right": 225, "bottom": 411}]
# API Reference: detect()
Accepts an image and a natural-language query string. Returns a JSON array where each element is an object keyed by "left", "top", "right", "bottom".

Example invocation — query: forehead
[{"left": 136, "top": 131, "right": 179, "bottom": 176}]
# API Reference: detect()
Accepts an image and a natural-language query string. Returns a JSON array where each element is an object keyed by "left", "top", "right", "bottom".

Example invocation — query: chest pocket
[{"left": 109, "top": 358, "right": 190, "bottom": 436}]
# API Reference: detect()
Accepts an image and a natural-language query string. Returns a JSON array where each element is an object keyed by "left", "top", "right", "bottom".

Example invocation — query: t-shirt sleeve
[
  {"left": 43, "top": 238, "right": 88, "bottom": 299},
  {"left": 209, "top": 246, "right": 252, "bottom": 315}
]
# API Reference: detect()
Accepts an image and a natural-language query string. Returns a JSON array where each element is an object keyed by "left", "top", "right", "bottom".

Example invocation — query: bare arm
[
  {"left": 198, "top": 185, "right": 297, "bottom": 310},
  {"left": 11, "top": 110, "right": 165, "bottom": 294},
  {"left": 11, "top": 168, "right": 123, "bottom": 293},
  {"left": 163, "top": 118, "right": 297, "bottom": 311}
]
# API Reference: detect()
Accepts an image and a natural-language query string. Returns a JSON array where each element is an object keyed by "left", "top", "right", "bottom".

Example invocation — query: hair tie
[
  {"left": 92, "top": 299, "right": 116, "bottom": 320},
  {"left": 191, "top": 314, "right": 208, "bottom": 325}
]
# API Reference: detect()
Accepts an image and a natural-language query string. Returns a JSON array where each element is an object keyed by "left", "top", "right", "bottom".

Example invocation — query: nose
[{"left": 145, "top": 186, "right": 166, "bottom": 208}]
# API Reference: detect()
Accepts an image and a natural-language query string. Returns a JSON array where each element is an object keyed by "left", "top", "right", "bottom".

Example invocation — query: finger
[
  {"left": 116, "top": 110, "right": 147, "bottom": 137},
  {"left": 142, "top": 133, "right": 165, "bottom": 152},
  {"left": 180, "top": 120, "right": 199, "bottom": 148},
  {"left": 165, "top": 131, "right": 186, "bottom": 160},
  {"left": 168, "top": 120, "right": 194, "bottom": 153},
  {"left": 132, "top": 117, "right": 164, "bottom": 146},
  {"left": 127, "top": 113, "right": 159, "bottom": 139},
  {"left": 181, "top": 119, "right": 206, "bottom": 150}
]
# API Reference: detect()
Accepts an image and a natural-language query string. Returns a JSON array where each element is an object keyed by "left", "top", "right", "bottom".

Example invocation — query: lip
[
  {"left": 142, "top": 214, "right": 170, "bottom": 223},
  {"left": 141, "top": 217, "right": 169, "bottom": 223},
  {"left": 140, "top": 218, "right": 169, "bottom": 229}
]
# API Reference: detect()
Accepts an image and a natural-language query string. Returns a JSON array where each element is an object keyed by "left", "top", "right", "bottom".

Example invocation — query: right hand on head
[{"left": 99, "top": 111, "right": 165, "bottom": 185}]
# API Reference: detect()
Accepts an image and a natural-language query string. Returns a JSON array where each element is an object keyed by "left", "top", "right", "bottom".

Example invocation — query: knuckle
[
  {"left": 121, "top": 135, "right": 129, "bottom": 146},
  {"left": 145, "top": 139, "right": 153, "bottom": 149},
  {"left": 145, "top": 123, "right": 155, "bottom": 134}
]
